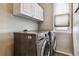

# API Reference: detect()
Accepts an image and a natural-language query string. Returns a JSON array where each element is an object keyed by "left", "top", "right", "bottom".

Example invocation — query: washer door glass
[{"left": 41, "top": 40, "right": 50, "bottom": 56}]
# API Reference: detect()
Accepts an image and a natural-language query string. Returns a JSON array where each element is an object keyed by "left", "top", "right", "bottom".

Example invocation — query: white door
[{"left": 73, "top": 3, "right": 79, "bottom": 56}]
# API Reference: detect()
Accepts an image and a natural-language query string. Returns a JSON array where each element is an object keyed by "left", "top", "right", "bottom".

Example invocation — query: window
[
  {"left": 54, "top": 3, "right": 69, "bottom": 15},
  {"left": 54, "top": 3, "right": 70, "bottom": 31}
]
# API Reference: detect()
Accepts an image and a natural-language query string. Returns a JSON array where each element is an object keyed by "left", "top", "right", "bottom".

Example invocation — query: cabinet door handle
[{"left": 28, "top": 36, "right": 32, "bottom": 39}]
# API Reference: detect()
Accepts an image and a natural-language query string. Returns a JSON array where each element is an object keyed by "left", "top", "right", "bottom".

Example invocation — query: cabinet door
[
  {"left": 20, "top": 34, "right": 29, "bottom": 56},
  {"left": 21, "top": 3, "right": 32, "bottom": 17},
  {"left": 37, "top": 4, "right": 43, "bottom": 21},
  {"left": 28, "top": 35, "right": 37, "bottom": 56},
  {"left": 32, "top": 4, "right": 43, "bottom": 21},
  {"left": 14, "top": 33, "right": 22, "bottom": 56}
]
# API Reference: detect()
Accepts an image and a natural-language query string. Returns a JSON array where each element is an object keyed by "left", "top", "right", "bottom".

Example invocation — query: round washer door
[{"left": 41, "top": 40, "right": 50, "bottom": 56}]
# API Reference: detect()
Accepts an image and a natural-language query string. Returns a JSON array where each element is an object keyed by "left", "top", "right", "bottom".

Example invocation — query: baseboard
[{"left": 55, "top": 50, "right": 73, "bottom": 56}]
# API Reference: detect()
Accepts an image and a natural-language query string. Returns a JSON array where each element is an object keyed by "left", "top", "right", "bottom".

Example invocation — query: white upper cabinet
[
  {"left": 21, "top": 3, "right": 33, "bottom": 17},
  {"left": 13, "top": 3, "right": 43, "bottom": 21},
  {"left": 32, "top": 4, "right": 43, "bottom": 21}
]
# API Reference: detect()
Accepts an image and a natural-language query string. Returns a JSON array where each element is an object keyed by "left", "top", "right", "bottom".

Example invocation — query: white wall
[{"left": 0, "top": 4, "right": 38, "bottom": 33}]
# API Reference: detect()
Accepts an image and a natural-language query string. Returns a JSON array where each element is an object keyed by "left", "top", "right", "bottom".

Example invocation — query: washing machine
[
  {"left": 37, "top": 31, "right": 56, "bottom": 56},
  {"left": 37, "top": 32, "right": 49, "bottom": 56}
]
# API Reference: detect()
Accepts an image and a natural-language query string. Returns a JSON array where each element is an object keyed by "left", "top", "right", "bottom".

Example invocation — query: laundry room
[{"left": 0, "top": 3, "right": 78, "bottom": 56}]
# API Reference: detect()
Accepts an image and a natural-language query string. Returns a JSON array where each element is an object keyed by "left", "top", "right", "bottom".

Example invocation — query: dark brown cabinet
[{"left": 14, "top": 32, "right": 37, "bottom": 56}]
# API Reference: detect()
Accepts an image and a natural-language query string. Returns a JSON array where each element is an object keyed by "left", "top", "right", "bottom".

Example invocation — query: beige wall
[
  {"left": 38, "top": 3, "right": 53, "bottom": 32},
  {"left": 0, "top": 3, "right": 38, "bottom": 56},
  {"left": 0, "top": 33, "right": 13, "bottom": 56}
]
